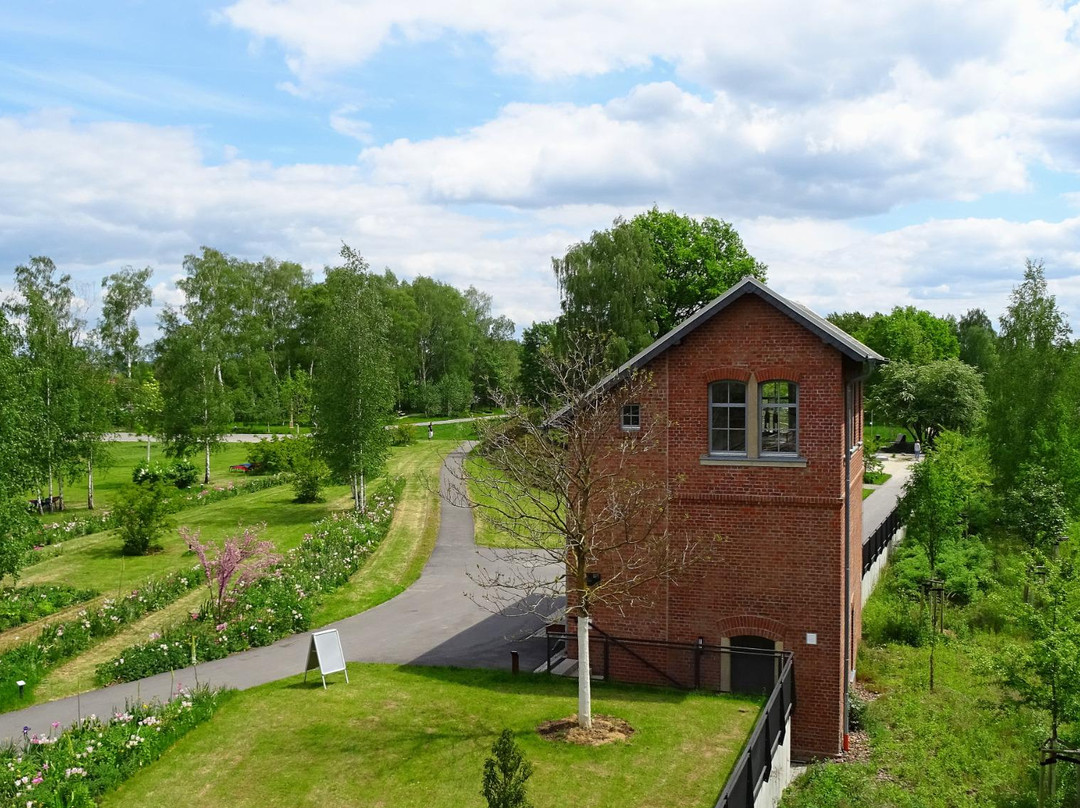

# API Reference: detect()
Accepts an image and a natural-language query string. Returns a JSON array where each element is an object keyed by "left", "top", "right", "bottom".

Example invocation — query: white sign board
[{"left": 304, "top": 629, "right": 349, "bottom": 689}]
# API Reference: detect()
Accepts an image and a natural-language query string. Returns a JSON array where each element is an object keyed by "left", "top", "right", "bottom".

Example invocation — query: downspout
[{"left": 843, "top": 360, "right": 874, "bottom": 753}]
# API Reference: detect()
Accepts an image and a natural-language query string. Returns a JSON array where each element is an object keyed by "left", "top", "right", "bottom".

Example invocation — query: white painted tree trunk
[
  {"left": 204, "top": 441, "right": 211, "bottom": 485},
  {"left": 577, "top": 615, "right": 592, "bottom": 730},
  {"left": 87, "top": 457, "right": 94, "bottom": 510},
  {"left": 146, "top": 435, "right": 151, "bottom": 464}
]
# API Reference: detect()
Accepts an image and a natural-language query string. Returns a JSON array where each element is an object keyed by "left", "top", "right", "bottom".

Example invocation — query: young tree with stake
[{"left": 465, "top": 340, "right": 707, "bottom": 730}]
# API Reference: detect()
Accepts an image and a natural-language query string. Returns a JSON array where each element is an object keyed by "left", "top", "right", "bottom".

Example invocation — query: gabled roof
[{"left": 566, "top": 277, "right": 883, "bottom": 410}]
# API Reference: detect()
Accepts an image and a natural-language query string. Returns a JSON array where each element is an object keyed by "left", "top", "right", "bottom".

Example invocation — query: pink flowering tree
[{"left": 181, "top": 523, "right": 281, "bottom": 621}]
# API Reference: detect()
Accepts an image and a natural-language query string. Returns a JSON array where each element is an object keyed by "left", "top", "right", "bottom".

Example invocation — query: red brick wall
[{"left": 580, "top": 293, "right": 865, "bottom": 758}]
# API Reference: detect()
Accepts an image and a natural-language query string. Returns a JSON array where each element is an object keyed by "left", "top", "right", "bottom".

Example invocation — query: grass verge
[
  {"left": 310, "top": 441, "right": 451, "bottom": 626},
  {"left": 102, "top": 665, "right": 760, "bottom": 808},
  {"left": 18, "top": 483, "right": 354, "bottom": 592},
  {"left": 466, "top": 455, "right": 563, "bottom": 549}
]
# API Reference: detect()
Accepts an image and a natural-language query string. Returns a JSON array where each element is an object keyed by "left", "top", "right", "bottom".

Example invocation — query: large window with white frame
[
  {"left": 760, "top": 381, "right": 798, "bottom": 454},
  {"left": 709, "top": 381, "right": 747, "bottom": 454}
]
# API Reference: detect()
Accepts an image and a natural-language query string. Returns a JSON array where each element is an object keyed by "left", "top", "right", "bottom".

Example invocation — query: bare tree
[{"left": 462, "top": 341, "right": 709, "bottom": 730}]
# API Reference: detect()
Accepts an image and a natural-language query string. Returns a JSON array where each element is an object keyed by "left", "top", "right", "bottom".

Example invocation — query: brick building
[{"left": 575, "top": 277, "right": 882, "bottom": 758}]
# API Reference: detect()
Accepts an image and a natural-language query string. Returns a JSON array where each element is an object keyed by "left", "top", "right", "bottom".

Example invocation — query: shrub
[
  {"left": 248, "top": 436, "right": 304, "bottom": 475},
  {"left": 391, "top": 423, "right": 416, "bottom": 446},
  {"left": 482, "top": 729, "right": 533, "bottom": 808},
  {"left": 114, "top": 480, "right": 172, "bottom": 556},
  {"left": 132, "top": 460, "right": 197, "bottom": 489},
  {"left": 183, "top": 523, "right": 281, "bottom": 622},
  {"left": 167, "top": 458, "right": 198, "bottom": 488},
  {"left": 292, "top": 449, "right": 330, "bottom": 503}
]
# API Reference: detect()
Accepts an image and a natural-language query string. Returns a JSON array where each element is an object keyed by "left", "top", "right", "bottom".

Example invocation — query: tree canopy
[
  {"left": 868, "top": 358, "right": 986, "bottom": 446},
  {"left": 554, "top": 208, "right": 767, "bottom": 366}
]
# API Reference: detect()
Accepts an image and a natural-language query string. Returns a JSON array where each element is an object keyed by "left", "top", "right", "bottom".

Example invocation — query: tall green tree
[
  {"left": 99, "top": 266, "right": 153, "bottom": 379},
  {"left": 955, "top": 308, "right": 997, "bottom": 375},
  {"left": 867, "top": 358, "right": 985, "bottom": 446},
  {"left": 6, "top": 257, "right": 84, "bottom": 511},
  {"left": 858, "top": 306, "right": 959, "bottom": 364},
  {"left": 554, "top": 210, "right": 767, "bottom": 367},
  {"left": 518, "top": 321, "right": 558, "bottom": 404},
  {"left": 72, "top": 349, "right": 115, "bottom": 510},
  {"left": 313, "top": 247, "right": 395, "bottom": 512},
  {"left": 0, "top": 311, "right": 35, "bottom": 581},
  {"left": 634, "top": 207, "right": 768, "bottom": 334},
  {"left": 156, "top": 248, "right": 239, "bottom": 483},
  {"left": 156, "top": 313, "right": 232, "bottom": 484},
  {"left": 986, "top": 260, "right": 1079, "bottom": 499}
]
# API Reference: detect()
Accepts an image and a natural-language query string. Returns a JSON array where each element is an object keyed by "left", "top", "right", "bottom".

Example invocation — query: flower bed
[
  {"left": 0, "top": 584, "right": 99, "bottom": 631},
  {"left": 1, "top": 686, "right": 227, "bottom": 808},
  {"left": 98, "top": 479, "right": 403, "bottom": 685},
  {"left": 0, "top": 570, "right": 203, "bottom": 712},
  {"left": 31, "top": 475, "right": 288, "bottom": 547}
]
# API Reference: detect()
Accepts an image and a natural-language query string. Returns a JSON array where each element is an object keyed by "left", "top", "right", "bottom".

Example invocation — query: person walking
[{"left": 428, "top": 422, "right": 434, "bottom": 440}]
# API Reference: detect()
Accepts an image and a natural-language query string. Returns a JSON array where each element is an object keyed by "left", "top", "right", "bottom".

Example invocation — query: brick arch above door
[{"left": 715, "top": 614, "right": 786, "bottom": 643}]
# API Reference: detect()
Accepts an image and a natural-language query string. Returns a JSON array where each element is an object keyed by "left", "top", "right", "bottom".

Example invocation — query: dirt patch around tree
[{"left": 537, "top": 714, "right": 635, "bottom": 746}]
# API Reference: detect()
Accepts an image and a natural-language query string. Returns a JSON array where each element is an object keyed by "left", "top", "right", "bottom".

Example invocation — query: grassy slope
[
  {"left": 103, "top": 665, "right": 760, "bottom": 808},
  {"left": 310, "top": 440, "right": 452, "bottom": 626},
  {"left": 36, "top": 442, "right": 254, "bottom": 519},
  {"left": 19, "top": 483, "right": 354, "bottom": 592},
  {"left": 466, "top": 455, "right": 563, "bottom": 550}
]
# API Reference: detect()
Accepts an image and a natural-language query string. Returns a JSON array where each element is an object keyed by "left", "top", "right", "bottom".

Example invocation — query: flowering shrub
[
  {"left": 31, "top": 475, "right": 288, "bottom": 547},
  {"left": 0, "top": 686, "right": 225, "bottom": 807},
  {"left": 98, "top": 478, "right": 403, "bottom": 685},
  {"left": 0, "top": 584, "right": 98, "bottom": 631},
  {"left": 0, "top": 570, "right": 203, "bottom": 712},
  {"left": 183, "top": 524, "right": 281, "bottom": 621}
]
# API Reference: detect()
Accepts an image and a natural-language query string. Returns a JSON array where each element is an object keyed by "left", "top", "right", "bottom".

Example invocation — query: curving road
[{"left": 0, "top": 446, "right": 563, "bottom": 742}]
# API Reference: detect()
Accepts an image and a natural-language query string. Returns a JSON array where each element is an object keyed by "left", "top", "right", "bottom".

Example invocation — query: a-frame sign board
[{"left": 304, "top": 629, "right": 349, "bottom": 689}]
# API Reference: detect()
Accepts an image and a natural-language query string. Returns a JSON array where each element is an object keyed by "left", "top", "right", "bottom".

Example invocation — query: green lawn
[
  {"left": 103, "top": 665, "right": 760, "bottom": 808},
  {"left": 35, "top": 442, "right": 255, "bottom": 519},
  {"left": 865, "top": 423, "right": 913, "bottom": 446},
  {"left": 466, "top": 455, "right": 563, "bottom": 549},
  {"left": 19, "top": 482, "right": 353, "bottom": 592}
]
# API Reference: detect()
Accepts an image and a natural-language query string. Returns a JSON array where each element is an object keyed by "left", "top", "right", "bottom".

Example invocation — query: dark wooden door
[{"left": 730, "top": 635, "right": 776, "bottom": 695}]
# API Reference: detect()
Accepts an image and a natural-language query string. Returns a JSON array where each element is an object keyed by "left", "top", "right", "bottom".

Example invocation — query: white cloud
[
  {"left": 358, "top": 82, "right": 1034, "bottom": 217},
  {"left": 329, "top": 105, "right": 374, "bottom": 143},
  {"left": 219, "top": 0, "right": 1080, "bottom": 220},
  {"left": 744, "top": 214, "right": 1080, "bottom": 325}
]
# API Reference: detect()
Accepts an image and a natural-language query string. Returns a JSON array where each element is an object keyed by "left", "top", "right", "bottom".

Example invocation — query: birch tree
[
  {"left": 99, "top": 266, "right": 152, "bottom": 379},
  {"left": 312, "top": 247, "right": 394, "bottom": 512}
]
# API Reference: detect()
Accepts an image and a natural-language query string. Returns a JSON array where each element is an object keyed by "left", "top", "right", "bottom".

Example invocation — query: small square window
[{"left": 621, "top": 403, "right": 641, "bottom": 431}]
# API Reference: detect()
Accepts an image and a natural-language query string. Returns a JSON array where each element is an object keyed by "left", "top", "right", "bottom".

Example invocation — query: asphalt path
[{"left": 0, "top": 446, "right": 562, "bottom": 742}]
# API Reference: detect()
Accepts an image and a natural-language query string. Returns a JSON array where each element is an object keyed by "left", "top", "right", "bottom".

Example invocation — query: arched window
[
  {"left": 709, "top": 381, "right": 747, "bottom": 454},
  {"left": 760, "top": 381, "right": 798, "bottom": 454}
]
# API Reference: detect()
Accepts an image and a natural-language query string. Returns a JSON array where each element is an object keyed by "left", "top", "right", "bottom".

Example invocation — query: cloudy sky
[{"left": 3, "top": 0, "right": 1080, "bottom": 336}]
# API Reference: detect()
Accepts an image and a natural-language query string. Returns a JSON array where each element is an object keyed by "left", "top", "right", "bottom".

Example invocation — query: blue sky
[{"left": 2, "top": 0, "right": 1080, "bottom": 335}]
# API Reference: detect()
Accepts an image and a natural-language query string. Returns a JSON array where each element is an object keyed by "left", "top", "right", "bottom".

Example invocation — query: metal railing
[
  {"left": 714, "top": 653, "right": 796, "bottom": 808},
  {"left": 862, "top": 505, "right": 902, "bottom": 574},
  {"left": 543, "top": 627, "right": 795, "bottom": 808}
]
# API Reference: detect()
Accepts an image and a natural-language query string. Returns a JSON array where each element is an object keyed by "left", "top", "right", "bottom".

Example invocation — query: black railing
[
  {"left": 862, "top": 505, "right": 902, "bottom": 574},
  {"left": 543, "top": 628, "right": 795, "bottom": 808},
  {"left": 715, "top": 653, "right": 796, "bottom": 808}
]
